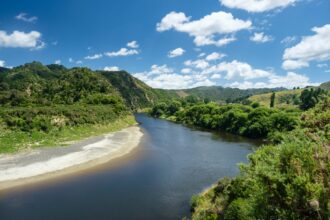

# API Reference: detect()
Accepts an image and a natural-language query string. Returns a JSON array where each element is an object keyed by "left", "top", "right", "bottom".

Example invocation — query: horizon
[{"left": 1, "top": 0, "right": 329, "bottom": 89}]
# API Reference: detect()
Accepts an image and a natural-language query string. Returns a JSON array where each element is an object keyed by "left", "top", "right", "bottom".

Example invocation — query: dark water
[{"left": 0, "top": 114, "right": 259, "bottom": 220}]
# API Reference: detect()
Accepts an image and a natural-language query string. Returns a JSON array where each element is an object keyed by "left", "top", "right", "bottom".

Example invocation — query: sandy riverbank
[{"left": 0, "top": 126, "right": 143, "bottom": 190}]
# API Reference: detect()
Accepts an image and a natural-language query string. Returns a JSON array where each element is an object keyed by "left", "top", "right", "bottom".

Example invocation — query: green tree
[{"left": 270, "top": 92, "right": 275, "bottom": 108}]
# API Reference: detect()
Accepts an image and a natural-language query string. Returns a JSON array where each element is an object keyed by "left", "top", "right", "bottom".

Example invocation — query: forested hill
[
  {"left": 173, "top": 86, "right": 284, "bottom": 103},
  {"left": 0, "top": 62, "right": 176, "bottom": 110},
  {"left": 99, "top": 70, "right": 178, "bottom": 109},
  {"left": 320, "top": 80, "right": 330, "bottom": 91}
]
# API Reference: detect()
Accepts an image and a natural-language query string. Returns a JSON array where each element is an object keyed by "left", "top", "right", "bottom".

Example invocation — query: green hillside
[
  {"left": 248, "top": 89, "right": 303, "bottom": 108},
  {"left": 320, "top": 81, "right": 330, "bottom": 91},
  {"left": 99, "top": 70, "right": 178, "bottom": 110},
  {"left": 175, "top": 86, "right": 284, "bottom": 103}
]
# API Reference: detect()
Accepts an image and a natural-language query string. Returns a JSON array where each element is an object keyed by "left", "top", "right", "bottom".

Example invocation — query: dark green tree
[{"left": 270, "top": 92, "right": 275, "bottom": 108}]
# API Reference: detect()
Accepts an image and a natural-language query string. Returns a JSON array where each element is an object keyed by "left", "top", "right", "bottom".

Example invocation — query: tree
[
  {"left": 300, "top": 88, "right": 326, "bottom": 110},
  {"left": 270, "top": 92, "right": 275, "bottom": 108}
]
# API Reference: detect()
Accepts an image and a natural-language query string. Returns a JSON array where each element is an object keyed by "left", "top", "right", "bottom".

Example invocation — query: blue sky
[{"left": 0, "top": 0, "right": 329, "bottom": 89}]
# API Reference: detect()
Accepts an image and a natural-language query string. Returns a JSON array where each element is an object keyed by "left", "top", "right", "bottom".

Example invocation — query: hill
[
  {"left": 99, "top": 70, "right": 178, "bottom": 110},
  {"left": 248, "top": 89, "right": 303, "bottom": 108},
  {"left": 175, "top": 86, "right": 284, "bottom": 103},
  {"left": 319, "top": 81, "right": 330, "bottom": 91},
  {"left": 0, "top": 62, "right": 177, "bottom": 110}
]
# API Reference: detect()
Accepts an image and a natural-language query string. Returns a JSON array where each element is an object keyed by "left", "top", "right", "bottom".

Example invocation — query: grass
[
  {"left": 0, "top": 115, "right": 137, "bottom": 154},
  {"left": 248, "top": 89, "right": 303, "bottom": 108}
]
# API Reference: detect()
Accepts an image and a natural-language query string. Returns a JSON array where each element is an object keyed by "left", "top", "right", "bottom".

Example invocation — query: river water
[{"left": 0, "top": 114, "right": 259, "bottom": 220}]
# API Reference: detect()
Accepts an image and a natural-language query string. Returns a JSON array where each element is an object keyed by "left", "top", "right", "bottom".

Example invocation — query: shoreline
[{"left": 0, "top": 126, "right": 143, "bottom": 191}]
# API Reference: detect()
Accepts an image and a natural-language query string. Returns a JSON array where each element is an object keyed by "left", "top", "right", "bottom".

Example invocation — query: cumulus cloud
[
  {"left": 282, "top": 60, "right": 309, "bottom": 70},
  {"left": 157, "top": 11, "right": 251, "bottom": 47},
  {"left": 181, "top": 68, "right": 192, "bottom": 74},
  {"left": 250, "top": 32, "right": 273, "bottom": 43},
  {"left": 0, "top": 30, "right": 44, "bottom": 49},
  {"left": 215, "top": 60, "right": 272, "bottom": 80},
  {"left": 226, "top": 72, "right": 318, "bottom": 89},
  {"left": 219, "top": 0, "right": 297, "bottom": 13},
  {"left": 84, "top": 54, "right": 103, "bottom": 60},
  {"left": 104, "top": 66, "right": 120, "bottom": 71},
  {"left": 184, "top": 59, "right": 210, "bottom": 69},
  {"left": 0, "top": 60, "right": 5, "bottom": 67},
  {"left": 168, "top": 48, "right": 185, "bottom": 58},
  {"left": 282, "top": 24, "right": 330, "bottom": 70},
  {"left": 104, "top": 48, "right": 139, "bottom": 57},
  {"left": 205, "top": 52, "right": 226, "bottom": 61},
  {"left": 133, "top": 64, "right": 216, "bottom": 89},
  {"left": 15, "top": 13, "right": 38, "bottom": 23},
  {"left": 127, "top": 41, "right": 139, "bottom": 48}
]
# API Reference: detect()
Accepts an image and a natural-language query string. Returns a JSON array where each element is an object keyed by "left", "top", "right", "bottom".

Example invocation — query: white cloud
[
  {"left": 127, "top": 41, "right": 139, "bottom": 48},
  {"left": 250, "top": 32, "right": 273, "bottom": 43},
  {"left": 104, "top": 66, "right": 120, "bottom": 71},
  {"left": 226, "top": 72, "right": 318, "bottom": 89},
  {"left": 205, "top": 52, "right": 226, "bottom": 61},
  {"left": 317, "top": 63, "right": 328, "bottom": 68},
  {"left": 211, "top": 73, "right": 221, "bottom": 79},
  {"left": 104, "top": 48, "right": 139, "bottom": 57},
  {"left": 215, "top": 60, "right": 272, "bottom": 80},
  {"left": 282, "top": 60, "right": 309, "bottom": 70},
  {"left": 133, "top": 64, "right": 216, "bottom": 89},
  {"left": 55, "top": 60, "right": 61, "bottom": 64},
  {"left": 184, "top": 59, "right": 209, "bottom": 69},
  {"left": 69, "top": 58, "right": 74, "bottom": 63},
  {"left": 0, "top": 30, "right": 44, "bottom": 49},
  {"left": 0, "top": 60, "right": 5, "bottom": 67},
  {"left": 283, "top": 24, "right": 330, "bottom": 69},
  {"left": 76, "top": 60, "right": 83, "bottom": 64},
  {"left": 157, "top": 11, "right": 251, "bottom": 47},
  {"left": 168, "top": 48, "right": 185, "bottom": 58},
  {"left": 281, "top": 36, "right": 297, "bottom": 45},
  {"left": 219, "top": 0, "right": 297, "bottom": 13},
  {"left": 15, "top": 13, "right": 38, "bottom": 23},
  {"left": 181, "top": 68, "right": 192, "bottom": 74},
  {"left": 84, "top": 54, "right": 103, "bottom": 60},
  {"left": 198, "top": 53, "right": 206, "bottom": 57}
]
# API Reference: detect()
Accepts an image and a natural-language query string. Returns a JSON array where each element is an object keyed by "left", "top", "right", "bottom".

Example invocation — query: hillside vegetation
[
  {"left": 248, "top": 89, "right": 303, "bottom": 108},
  {"left": 175, "top": 86, "right": 284, "bottom": 103},
  {"left": 190, "top": 98, "right": 330, "bottom": 220}
]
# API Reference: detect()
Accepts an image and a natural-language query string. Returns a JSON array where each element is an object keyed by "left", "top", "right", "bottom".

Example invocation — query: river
[{"left": 0, "top": 114, "right": 259, "bottom": 220}]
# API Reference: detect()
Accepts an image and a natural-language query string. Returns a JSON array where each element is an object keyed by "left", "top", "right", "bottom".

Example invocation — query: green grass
[
  {"left": 0, "top": 115, "right": 136, "bottom": 154},
  {"left": 248, "top": 89, "right": 303, "bottom": 108}
]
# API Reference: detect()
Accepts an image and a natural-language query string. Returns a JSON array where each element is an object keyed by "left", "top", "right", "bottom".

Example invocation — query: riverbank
[
  {"left": 0, "top": 125, "right": 143, "bottom": 191},
  {"left": 0, "top": 114, "right": 137, "bottom": 154}
]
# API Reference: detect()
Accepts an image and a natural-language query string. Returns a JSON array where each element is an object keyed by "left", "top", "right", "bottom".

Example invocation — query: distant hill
[
  {"left": 319, "top": 81, "right": 330, "bottom": 91},
  {"left": 174, "top": 86, "right": 284, "bottom": 103},
  {"left": 248, "top": 89, "right": 303, "bottom": 108},
  {"left": 99, "top": 70, "right": 178, "bottom": 109},
  {"left": 0, "top": 62, "right": 178, "bottom": 110}
]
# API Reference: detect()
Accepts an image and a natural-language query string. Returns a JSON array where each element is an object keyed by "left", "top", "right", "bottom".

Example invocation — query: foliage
[
  {"left": 190, "top": 98, "right": 330, "bottom": 220},
  {"left": 150, "top": 101, "right": 299, "bottom": 139},
  {"left": 300, "top": 88, "right": 328, "bottom": 110},
  {"left": 270, "top": 92, "right": 275, "bottom": 108},
  {"left": 175, "top": 86, "right": 283, "bottom": 103}
]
